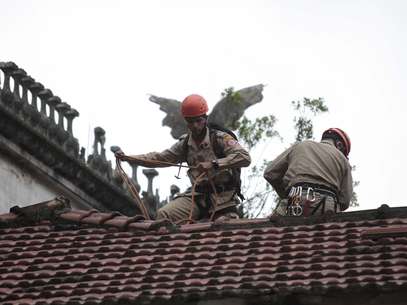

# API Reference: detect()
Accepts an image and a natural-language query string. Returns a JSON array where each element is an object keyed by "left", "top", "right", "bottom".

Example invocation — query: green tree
[{"left": 291, "top": 97, "right": 328, "bottom": 142}]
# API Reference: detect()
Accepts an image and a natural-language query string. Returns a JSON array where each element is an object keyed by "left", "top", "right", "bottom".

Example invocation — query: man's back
[
  {"left": 264, "top": 139, "right": 352, "bottom": 210},
  {"left": 286, "top": 140, "right": 349, "bottom": 190}
]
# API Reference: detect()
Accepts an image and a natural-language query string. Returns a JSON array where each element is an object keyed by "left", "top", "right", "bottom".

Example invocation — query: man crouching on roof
[
  {"left": 116, "top": 94, "right": 251, "bottom": 224},
  {"left": 264, "top": 128, "right": 353, "bottom": 217}
]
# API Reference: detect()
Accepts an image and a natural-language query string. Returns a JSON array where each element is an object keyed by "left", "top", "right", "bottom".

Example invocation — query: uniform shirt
[
  {"left": 263, "top": 140, "right": 353, "bottom": 210},
  {"left": 130, "top": 128, "right": 251, "bottom": 187}
]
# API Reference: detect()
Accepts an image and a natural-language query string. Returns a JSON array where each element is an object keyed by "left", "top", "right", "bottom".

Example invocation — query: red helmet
[
  {"left": 181, "top": 94, "right": 208, "bottom": 117},
  {"left": 322, "top": 128, "right": 351, "bottom": 157}
]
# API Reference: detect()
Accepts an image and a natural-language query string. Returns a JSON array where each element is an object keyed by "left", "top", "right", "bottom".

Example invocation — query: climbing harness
[
  {"left": 286, "top": 183, "right": 343, "bottom": 216},
  {"left": 182, "top": 125, "right": 245, "bottom": 201},
  {"left": 287, "top": 185, "right": 317, "bottom": 216},
  {"left": 183, "top": 171, "right": 222, "bottom": 224}
]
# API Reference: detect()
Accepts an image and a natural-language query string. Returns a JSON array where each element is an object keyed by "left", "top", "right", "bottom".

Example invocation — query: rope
[
  {"left": 115, "top": 158, "right": 151, "bottom": 220},
  {"left": 117, "top": 154, "right": 220, "bottom": 224},
  {"left": 184, "top": 172, "right": 222, "bottom": 224},
  {"left": 122, "top": 155, "right": 194, "bottom": 169},
  {"left": 208, "top": 176, "right": 221, "bottom": 221},
  {"left": 186, "top": 172, "right": 207, "bottom": 224}
]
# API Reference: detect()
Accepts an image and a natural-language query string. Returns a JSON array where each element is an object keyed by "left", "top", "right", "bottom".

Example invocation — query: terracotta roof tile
[{"left": 2, "top": 200, "right": 407, "bottom": 304}]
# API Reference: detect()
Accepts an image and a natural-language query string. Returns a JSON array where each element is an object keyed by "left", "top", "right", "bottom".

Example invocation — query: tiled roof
[{"left": 1, "top": 198, "right": 407, "bottom": 305}]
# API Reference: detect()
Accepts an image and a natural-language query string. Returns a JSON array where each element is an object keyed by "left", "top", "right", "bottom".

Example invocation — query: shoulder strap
[
  {"left": 208, "top": 123, "right": 240, "bottom": 158},
  {"left": 209, "top": 129, "right": 225, "bottom": 159},
  {"left": 182, "top": 134, "right": 190, "bottom": 160},
  {"left": 209, "top": 127, "right": 245, "bottom": 201},
  {"left": 208, "top": 122, "right": 238, "bottom": 140}
]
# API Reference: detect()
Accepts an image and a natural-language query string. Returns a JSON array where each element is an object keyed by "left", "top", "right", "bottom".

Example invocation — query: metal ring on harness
[
  {"left": 287, "top": 189, "right": 303, "bottom": 216},
  {"left": 291, "top": 204, "right": 303, "bottom": 216}
]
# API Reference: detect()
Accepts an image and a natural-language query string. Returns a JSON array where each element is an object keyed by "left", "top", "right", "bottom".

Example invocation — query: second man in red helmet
[{"left": 264, "top": 128, "right": 353, "bottom": 216}]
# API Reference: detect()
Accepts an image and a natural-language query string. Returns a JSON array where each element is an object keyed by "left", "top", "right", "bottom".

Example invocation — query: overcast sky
[{"left": 1, "top": 0, "right": 406, "bottom": 213}]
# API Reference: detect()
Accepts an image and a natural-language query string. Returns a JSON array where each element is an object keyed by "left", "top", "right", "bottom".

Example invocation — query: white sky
[{"left": 1, "top": 0, "right": 406, "bottom": 213}]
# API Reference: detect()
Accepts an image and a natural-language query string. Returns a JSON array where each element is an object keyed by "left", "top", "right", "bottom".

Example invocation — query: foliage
[
  {"left": 350, "top": 166, "right": 360, "bottom": 207},
  {"left": 238, "top": 96, "right": 330, "bottom": 217},
  {"left": 292, "top": 98, "right": 328, "bottom": 142},
  {"left": 242, "top": 160, "right": 276, "bottom": 218},
  {"left": 292, "top": 97, "right": 328, "bottom": 115},
  {"left": 221, "top": 87, "right": 242, "bottom": 104},
  {"left": 236, "top": 116, "right": 280, "bottom": 150}
]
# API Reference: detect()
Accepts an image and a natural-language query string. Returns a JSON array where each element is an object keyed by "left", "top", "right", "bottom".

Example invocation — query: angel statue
[{"left": 149, "top": 84, "right": 264, "bottom": 139}]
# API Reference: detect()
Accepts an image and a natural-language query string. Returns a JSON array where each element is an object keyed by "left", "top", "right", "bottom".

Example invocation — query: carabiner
[{"left": 291, "top": 204, "right": 303, "bottom": 216}]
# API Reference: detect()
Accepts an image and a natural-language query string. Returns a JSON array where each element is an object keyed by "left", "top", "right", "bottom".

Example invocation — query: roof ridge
[{"left": 2, "top": 197, "right": 407, "bottom": 234}]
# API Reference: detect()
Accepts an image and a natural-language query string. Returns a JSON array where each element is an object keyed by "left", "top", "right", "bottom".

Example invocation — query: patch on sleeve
[
  {"left": 227, "top": 139, "right": 238, "bottom": 146},
  {"left": 224, "top": 134, "right": 238, "bottom": 147}
]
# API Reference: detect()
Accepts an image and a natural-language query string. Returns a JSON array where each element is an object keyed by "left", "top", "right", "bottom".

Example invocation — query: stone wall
[{"left": 0, "top": 62, "right": 160, "bottom": 216}]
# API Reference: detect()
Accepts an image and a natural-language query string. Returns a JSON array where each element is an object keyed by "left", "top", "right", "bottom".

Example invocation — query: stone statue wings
[{"left": 149, "top": 84, "right": 264, "bottom": 139}]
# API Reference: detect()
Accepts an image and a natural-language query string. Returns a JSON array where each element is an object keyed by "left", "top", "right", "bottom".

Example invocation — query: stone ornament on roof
[
  {"left": 0, "top": 62, "right": 156, "bottom": 216},
  {"left": 0, "top": 62, "right": 80, "bottom": 157}
]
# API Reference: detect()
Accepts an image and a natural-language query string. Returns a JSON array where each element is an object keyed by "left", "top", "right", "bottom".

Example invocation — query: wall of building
[
  {"left": 0, "top": 134, "right": 104, "bottom": 213},
  {"left": 0, "top": 151, "right": 60, "bottom": 211}
]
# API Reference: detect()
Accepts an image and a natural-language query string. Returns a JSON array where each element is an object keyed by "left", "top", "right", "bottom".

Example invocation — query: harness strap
[
  {"left": 291, "top": 182, "right": 338, "bottom": 202},
  {"left": 287, "top": 183, "right": 338, "bottom": 216},
  {"left": 311, "top": 197, "right": 327, "bottom": 215}
]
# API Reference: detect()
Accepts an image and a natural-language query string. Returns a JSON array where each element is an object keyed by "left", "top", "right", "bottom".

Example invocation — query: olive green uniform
[
  {"left": 131, "top": 128, "right": 251, "bottom": 222},
  {"left": 264, "top": 140, "right": 353, "bottom": 215}
]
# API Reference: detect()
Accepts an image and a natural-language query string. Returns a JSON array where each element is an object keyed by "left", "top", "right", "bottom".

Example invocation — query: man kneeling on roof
[
  {"left": 264, "top": 128, "right": 353, "bottom": 217},
  {"left": 116, "top": 94, "right": 251, "bottom": 223}
]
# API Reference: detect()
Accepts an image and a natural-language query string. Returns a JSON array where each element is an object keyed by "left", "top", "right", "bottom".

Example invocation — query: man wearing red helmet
[
  {"left": 264, "top": 128, "right": 353, "bottom": 216},
  {"left": 117, "top": 94, "right": 251, "bottom": 223}
]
